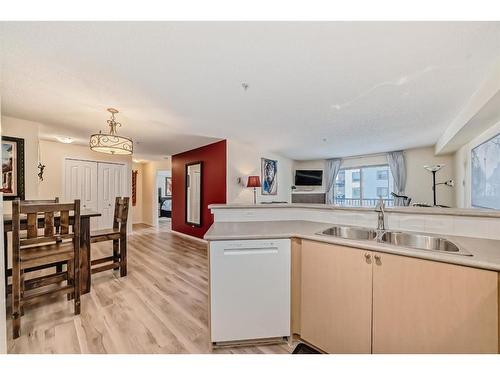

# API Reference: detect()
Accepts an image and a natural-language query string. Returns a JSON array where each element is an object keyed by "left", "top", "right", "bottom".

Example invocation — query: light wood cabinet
[
  {"left": 298, "top": 239, "right": 499, "bottom": 354},
  {"left": 291, "top": 238, "right": 302, "bottom": 335},
  {"left": 372, "top": 252, "right": 498, "bottom": 353},
  {"left": 300, "top": 240, "right": 373, "bottom": 353}
]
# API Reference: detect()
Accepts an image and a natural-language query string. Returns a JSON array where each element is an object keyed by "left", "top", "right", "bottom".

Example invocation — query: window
[
  {"left": 352, "top": 187, "right": 361, "bottom": 198},
  {"left": 377, "top": 187, "right": 388, "bottom": 197},
  {"left": 377, "top": 170, "right": 388, "bottom": 180},
  {"left": 334, "top": 165, "right": 394, "bottom": 207},
  {"left": 471, "top": 132, "right": 500, "bottom": 209},
  {"left": 334, "top": 170, "right": 345, "bottom": 198}
]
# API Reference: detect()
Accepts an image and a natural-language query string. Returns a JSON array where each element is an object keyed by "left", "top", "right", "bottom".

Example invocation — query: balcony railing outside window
[
  {"left": 334, "top": 197, "right": 394, "bottom": 207},
  {"left": 334, "top": 164, "right": 394, "bottom": 207}
]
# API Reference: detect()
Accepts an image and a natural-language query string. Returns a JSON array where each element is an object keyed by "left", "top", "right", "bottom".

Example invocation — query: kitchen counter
[
  {"left": 208, "top": 203, "right": 500, "bottom": 218},
  {"left": 204, "top": 220, "right": 500, "bottom": 272}
]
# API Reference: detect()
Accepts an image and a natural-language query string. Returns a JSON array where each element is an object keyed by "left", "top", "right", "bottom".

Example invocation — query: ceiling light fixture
[
  {"left": 56, "top": 136, "right": 74, "bottom": 144},
  {"left": 89, "top": 108, "right": 133, "bottom": 155}
]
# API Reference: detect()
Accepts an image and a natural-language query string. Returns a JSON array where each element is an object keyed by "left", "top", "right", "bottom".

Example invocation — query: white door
[
  {"left": 64, "top": 159, "right": 99, "bottom": 227},
  {"left": 97, "top": 162, "right": 125, "bottom": 229}
]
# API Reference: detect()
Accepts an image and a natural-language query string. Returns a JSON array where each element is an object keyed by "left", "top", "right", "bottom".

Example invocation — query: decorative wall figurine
[
  {"left": 37, "top": 162, "right": 46, "bottom": 181},
  {"left": 37, "top": 139, "right": 45, "bottom": 181}
]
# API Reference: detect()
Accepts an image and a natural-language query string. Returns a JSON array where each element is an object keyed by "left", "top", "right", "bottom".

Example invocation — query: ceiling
[{"left": 1, "top": 22, "right": 500, "bottom": 160}]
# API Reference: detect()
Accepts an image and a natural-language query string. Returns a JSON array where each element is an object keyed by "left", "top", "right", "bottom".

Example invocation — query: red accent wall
[{"left": 171, "top": 140, "right": 227, "bottom": 238}]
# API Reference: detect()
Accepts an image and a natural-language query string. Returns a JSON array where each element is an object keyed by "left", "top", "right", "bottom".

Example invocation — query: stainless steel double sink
[{"left": 318, "top": 225, "right": 472, "bottom": 256}]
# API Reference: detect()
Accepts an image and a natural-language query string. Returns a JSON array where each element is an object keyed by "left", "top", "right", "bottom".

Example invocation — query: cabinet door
[
  {"left": 97, "top": 163, "right": 126, "bottom": 229},
  {"left": 300, "top": 240, "right": 373, "bottom": 353},
  {"left": 64, "top": 159, "right": 99, "bottom": 228},
  {"left": 372, "top": 252, "right": 498, "bottom": 353}
]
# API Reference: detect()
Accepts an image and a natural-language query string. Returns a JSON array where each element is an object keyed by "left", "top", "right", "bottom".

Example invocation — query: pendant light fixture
[{"left": 89, "top": 108, "right": 133, "bottom": 155}]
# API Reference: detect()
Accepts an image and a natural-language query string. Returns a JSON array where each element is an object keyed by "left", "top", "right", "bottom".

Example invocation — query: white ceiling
[{"left": 1, "top": 22, "right": 500, "bottom": 160}]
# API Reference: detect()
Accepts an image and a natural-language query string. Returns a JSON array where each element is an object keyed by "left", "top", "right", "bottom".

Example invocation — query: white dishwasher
[{"left": 209, "top": 238, "right": 291, "bottom": 344}]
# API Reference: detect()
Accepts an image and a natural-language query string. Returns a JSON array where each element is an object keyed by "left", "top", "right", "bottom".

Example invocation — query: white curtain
[
  {"left": 387, "top": 151, "right": 407, "bottom": 206},
  {"left": 325, "top": 158, "right": 342, "bottom": 205}
]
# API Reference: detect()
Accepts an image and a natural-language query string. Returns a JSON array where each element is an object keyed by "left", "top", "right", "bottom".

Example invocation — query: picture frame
[
  {"left": 1, "top": 136, "right": 25, "bottom": 201},
  {"left": 132, "top": 170, "right": 138, "bottom": 206},
  {"left": 165, "top": 176, "right": 172, "bottom": 197},
  {"left": 261, "top": 158, "right": 278, "bottom": 195}
]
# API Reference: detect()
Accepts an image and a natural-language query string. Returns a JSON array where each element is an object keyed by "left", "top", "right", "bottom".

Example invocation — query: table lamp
[{"left": 246, "top": 176, "right": 261, "bottom": 204}]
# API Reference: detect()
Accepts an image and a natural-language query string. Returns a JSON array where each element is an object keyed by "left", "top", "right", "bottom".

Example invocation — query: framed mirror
[{"left": 185, "top": 161, "right": 202, "bottom": 227}]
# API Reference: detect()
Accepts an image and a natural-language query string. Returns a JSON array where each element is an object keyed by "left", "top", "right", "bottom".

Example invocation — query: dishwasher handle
[{"left": 223, "top": 247, "right": 279, "bottom": 256}]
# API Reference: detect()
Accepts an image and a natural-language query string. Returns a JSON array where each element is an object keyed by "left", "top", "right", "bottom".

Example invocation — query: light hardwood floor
[{"left": 6, "top": 224, "right": 291, "bottom": 354}]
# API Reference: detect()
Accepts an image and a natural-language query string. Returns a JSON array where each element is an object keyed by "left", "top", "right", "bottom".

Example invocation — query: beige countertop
[
  {"left": 204, "top": 220, "right": 500, "bottom": 272},
  {"left": 208, "top": 203, "right": 500, "bottom": 218}
]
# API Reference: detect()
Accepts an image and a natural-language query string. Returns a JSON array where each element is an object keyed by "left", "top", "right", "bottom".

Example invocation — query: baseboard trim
[
  {"left": 171, "top": 230, "right": 208, "bottom": 244},
  {"left": 132, "top": 222, "right": 150, "bottom": 226}
]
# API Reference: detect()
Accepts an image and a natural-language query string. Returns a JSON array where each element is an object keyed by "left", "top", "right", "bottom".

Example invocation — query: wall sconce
[{"left": 237, "top": 176, "right": 250, "bottom": 187}]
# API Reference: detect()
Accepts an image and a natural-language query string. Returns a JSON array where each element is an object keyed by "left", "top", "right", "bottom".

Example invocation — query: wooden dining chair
[
  {"left": 11, "top": 198, "right": 81, "bottom": 339},
  {"left": 90, "top": 197, "right": 129, "bottom": 277},
  {"left": 4, "top": 197, "right": 61, "bottom": 298},
  {"left": 22, "top": 198, "right": 59, "bottom": 204},
  {"left": 22, "top": 198, "right": 63, "bottom": 266}
]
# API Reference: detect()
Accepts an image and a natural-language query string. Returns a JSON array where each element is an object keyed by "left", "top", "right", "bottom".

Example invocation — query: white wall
[
  {"left": 1, "top": 116, "right": 133, "bottom": 213},
  {"left": 132, "top": 162, "right": 144, "bottom": 224},
  {"left": 132, "top": 161, "right": 172, "bottom": 227},
  {"left": 38, "top": 139, "right": 132, "bottom": 200},
  {"left": 157, "top": 170, "right": 171, "bottom": 197},
  {"left": 227, "top": 140, "right": 293, "bottom": 204},
  {"left": 292, "top": 159, "right": 326, "bottom": 192},
  {"left": 454, "top": 120, "right": 500, "bottom": 209},
  {"left": 141, "top": 160, "right": 171, "bottom": 226},
  {"left": 292, "top": 146, "right": 455, "bottom": 207},
  {"left": 405, "top": 147, "right": 455, "bottom": 207}
]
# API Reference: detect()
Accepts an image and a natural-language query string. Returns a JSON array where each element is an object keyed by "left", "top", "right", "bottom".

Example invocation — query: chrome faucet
[{"left": 375, "top": 197, "right": 385, "bottom": 231}]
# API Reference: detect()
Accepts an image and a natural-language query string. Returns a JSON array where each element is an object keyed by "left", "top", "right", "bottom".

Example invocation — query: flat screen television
[{"left": 295, "top": 170, "right": 323, "bottom": 186}]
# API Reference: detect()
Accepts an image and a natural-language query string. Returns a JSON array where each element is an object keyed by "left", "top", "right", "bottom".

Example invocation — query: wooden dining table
[{"left": 3, "top": 210, "right": 101, "bottom": 295}]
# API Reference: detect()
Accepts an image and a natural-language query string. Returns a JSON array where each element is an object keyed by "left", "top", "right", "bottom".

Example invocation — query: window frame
[
  {"left": 334, "top": 163, "right": 394, "bottom": 206},
  {"left": 376, "top": 186, "right": 389, "bottom": 197}
]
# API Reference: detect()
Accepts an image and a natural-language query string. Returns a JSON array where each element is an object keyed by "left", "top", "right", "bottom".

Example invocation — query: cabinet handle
[
  {"left": 364, "top": 253, "right": 371, "bottom": 260},
  {"left": 374, "top": 254, "right": 381, "bottom": 261}
]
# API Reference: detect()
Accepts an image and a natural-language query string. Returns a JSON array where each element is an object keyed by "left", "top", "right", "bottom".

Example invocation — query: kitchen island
[{"left": 205, "top": 204, "right": 500, "bottom": 353}]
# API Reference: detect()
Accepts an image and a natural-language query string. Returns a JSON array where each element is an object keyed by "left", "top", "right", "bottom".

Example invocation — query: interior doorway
[{"left": 156, "top": 170, "right": 172, "bottom": 228}]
